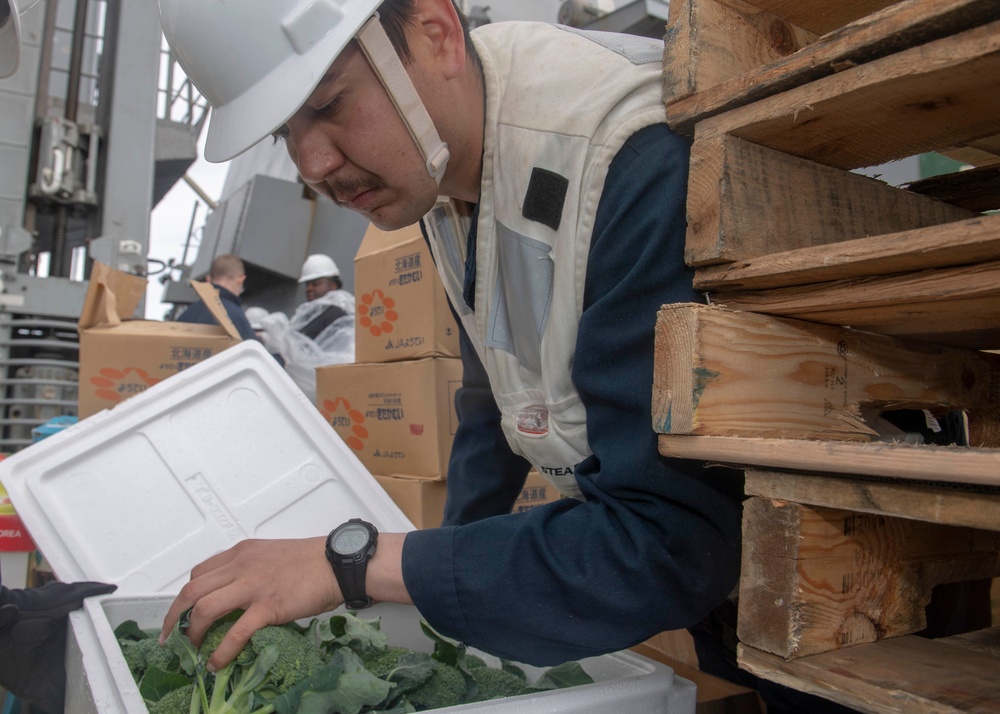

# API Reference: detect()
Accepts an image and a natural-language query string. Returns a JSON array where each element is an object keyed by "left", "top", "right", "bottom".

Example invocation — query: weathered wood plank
[
  {"left": 745, "top": 0, "right": 900, "bottom": 34},
  {"left": 666, "top": 0, "right": 1000, "bottom": 135},
  {"left": 685, "top": 134, "right": 975, "bottom": 266},
  {"left": 658, "top": 435, "right": 1000, "bottom": 487},
  {"left": 693, "top": 215, "right": 1000, "bottom": 291},
  {"left": 905, "top": 164, "right": 1000, "bottom": 212},
  {"left": 713, "top": 260, "right": 1000, "bottom": 350},
  {"left": 738, "top": 497, "right": 1000, "bottom": 658},
  {"left": 652, "top": 303, "right": 1000, "bottom": 439},
  {"left": 744, "top": 469, "right": 1000, "bottom": 531},
  {"left": 696, "top": 19, "right": 1000, "bottom": 171},
  {"left": 663, "top": 0, "right": 816, "bottom": 105},
  {"left": 737, "top": 633, "right": 1000, "bottom": 713}
]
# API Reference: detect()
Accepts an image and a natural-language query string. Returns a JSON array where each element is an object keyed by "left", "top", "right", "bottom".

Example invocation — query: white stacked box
[{"left": 0, "top": 340, "right": 694, "bottom": 713}]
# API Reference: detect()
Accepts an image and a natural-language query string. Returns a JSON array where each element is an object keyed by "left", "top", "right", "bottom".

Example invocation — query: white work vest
[{"left": 426, "top": 23, "right": 667, "bottom": 498}]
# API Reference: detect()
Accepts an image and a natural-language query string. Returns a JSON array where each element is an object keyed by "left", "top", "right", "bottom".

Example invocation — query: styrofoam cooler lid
[{"left": 0, "top": 340, "right": 414, "bottom": 595}]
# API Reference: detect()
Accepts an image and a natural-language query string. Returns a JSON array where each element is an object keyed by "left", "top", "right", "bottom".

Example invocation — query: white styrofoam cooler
[{"left": 0, "top": 340, "right": 694, "bottom": 713}]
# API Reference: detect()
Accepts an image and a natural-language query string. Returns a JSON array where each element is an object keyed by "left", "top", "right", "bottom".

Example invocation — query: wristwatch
[{"left": 325, "top": 518, "right": 379, "bottom": 609}]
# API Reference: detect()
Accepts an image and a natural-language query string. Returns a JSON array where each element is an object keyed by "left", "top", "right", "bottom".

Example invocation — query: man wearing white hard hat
[
  {"left": 291, "top": 253, "right": 355, "bottom": 341},
  {"left": 153, "top": 2, "right": 829, "bottom": 709}
]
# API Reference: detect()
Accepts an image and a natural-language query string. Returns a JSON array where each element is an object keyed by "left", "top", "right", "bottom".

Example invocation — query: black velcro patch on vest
[{"left": 522, "top": 167, "right": 568, "bottom": 231}]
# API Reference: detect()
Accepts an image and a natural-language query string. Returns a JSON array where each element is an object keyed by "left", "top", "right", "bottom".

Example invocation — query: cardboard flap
[
  {"left": 78, "top": 262, "right": 148, "bottom": 330},
  {"left": 189, "top": 280, "right": 242, "bottom": 340}
]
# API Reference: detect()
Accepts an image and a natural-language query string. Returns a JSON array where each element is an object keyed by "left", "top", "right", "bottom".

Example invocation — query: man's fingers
[{"left": 207, "top": 610, "right": 271, "bottom": 672}]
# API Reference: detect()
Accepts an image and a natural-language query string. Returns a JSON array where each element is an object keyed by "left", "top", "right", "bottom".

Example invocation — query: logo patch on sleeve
[{"left": 522, "top": 167, "right": 568, "bottom": 231}]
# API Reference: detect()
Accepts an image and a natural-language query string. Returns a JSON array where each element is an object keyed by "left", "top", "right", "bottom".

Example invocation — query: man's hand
[
  {"left": 0, "top": 580, "right": 117, "bottom": 714},
  {"left": 159, "top": 533, "right": 409, "bottom": 674}
]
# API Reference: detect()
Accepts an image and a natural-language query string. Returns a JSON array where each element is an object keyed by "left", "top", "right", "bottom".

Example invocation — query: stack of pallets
[{"left": 654, "top": 0, "right": 1000, "bottom": 709}]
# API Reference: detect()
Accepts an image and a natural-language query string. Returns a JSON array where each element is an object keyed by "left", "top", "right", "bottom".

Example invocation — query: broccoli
[
  {"left": 147, "top": 684, "right": 196, "bottom": 714},
  {"left": 120, "top": 637, "right": 180, "bottom": 682},
  {"left": 121, "top": 612, "right": 591, "bottom": 713},
  {"left": 248, "top": 624, "right": 326, "bottom": 692},
  {"left": 406, "top": 660, "right": 468, "bottom": 710},
  {"left": 359, "top": 645, "right": 413, "bottom": 679},
  {"left": 468, "top": 666, "right": 527, "bottom": 702}
]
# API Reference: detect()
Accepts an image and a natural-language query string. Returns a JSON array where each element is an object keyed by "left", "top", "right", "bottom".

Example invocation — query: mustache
[{"left": 332, "top": 175, "right": 383, "bottom": 203}]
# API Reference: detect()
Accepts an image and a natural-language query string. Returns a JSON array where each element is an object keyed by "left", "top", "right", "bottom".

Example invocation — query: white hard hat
[
  {"left": 245, "top": 306, "right": 270, "bottom": 330},
  {"left": 0, "top": 0, "right": 23, "bottom": 79},
  {"left": 157, "top": 0, "right": 449, "bottom": 180},
  {"left": 158, "top": 0, "right": 379, "bottom": 163},
  {"left": 299, "top": 254, "right": 340, "bottom": 283}
]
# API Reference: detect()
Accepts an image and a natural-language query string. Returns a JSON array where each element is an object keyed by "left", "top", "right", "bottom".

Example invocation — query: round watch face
[{"left": 331, "top": 522, "right": 370, "bottom": 556}]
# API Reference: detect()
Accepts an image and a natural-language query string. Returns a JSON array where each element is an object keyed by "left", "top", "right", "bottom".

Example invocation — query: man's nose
[{"left": 288, "top": 121, "right": 345, "bottom": 186}]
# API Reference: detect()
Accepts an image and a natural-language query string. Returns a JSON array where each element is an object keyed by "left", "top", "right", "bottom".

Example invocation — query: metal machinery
[{"left": 0, "top": 0, "right": 200, "bottom": 452}]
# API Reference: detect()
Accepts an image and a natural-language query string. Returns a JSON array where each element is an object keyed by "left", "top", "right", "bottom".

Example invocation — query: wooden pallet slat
[
  {"left": 696, "top": 18, "right": 1000, "bottom": 171},
  {"left": 713, "top": 259, "right": 1000, "bottom": 349},
  {"left": 685, "top": 133, "right": 976, "bottom": 266},
  {"left": 666, "top": 0, "right": 1000, "bottom": 135},
  {"left": 744, "top": 469, "right": 1000, "bottom": 531},
  {"left": 693, "top": 214, "right": 1000, "bottom": 291},
  {"left": 652, "top": 302, "right": 1000, "bottom": 440},
  {"left": 658, "top": 435, "right": 1000, "bottom": 486},
  {"left": 662, "top": 0, "right": 817, "bottom": 106},
  {"left": 737, "top": 631, "right": 1000, "bottom": 713},
  {"left": 905, "top": 164, "right": 1000, "bottom": 212}
]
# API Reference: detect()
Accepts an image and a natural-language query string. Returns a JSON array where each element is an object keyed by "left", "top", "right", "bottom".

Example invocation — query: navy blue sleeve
[{"left": 402, "top": 124, "right": 743, "bottom": 666}]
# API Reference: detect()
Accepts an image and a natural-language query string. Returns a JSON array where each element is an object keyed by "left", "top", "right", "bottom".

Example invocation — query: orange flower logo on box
[
  {"left": 88, "top": 367, "right": 160, "bottom": 405},
  {"left": 319, "top": 397, "right": 369, "bottom": 451},
  {"left": 357, "top": 289, "right": 398, "bottom": 336}
]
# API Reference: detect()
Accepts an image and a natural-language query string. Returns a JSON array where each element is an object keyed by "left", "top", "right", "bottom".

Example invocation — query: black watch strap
[
  {"left": 335, "top": 558, "right": 372, "bottom": 610},
  {"left": 325, "top": 519, "right": 378, "bottom": 609}
]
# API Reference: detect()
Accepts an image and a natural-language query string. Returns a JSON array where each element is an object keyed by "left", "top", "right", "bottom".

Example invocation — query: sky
[{"left": 144, "top": 131, "right": 230, "bottom": 320}]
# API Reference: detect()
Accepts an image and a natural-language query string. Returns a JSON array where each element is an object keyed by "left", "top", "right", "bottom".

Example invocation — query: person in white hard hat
[
  {"left": 292, "top": 253, "right": 355, "bottom": 341},
  {"left": 155, "top": 4, "right": 842, "bottom": 711}
]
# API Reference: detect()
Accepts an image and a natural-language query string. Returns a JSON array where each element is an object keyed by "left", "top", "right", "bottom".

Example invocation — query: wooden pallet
[
  {"left": 733, "top": 469, "right": 1000, "bottom": 712},
  {"left": 669, "top": 0, "right": 1000, "bottom": 349}
]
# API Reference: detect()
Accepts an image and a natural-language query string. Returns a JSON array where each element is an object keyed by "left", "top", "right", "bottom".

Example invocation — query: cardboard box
[
  {"left": 374, "top": 470, "right": 568, "bottom": 530},
  {"left": 77, "top": 263, "right": 242, "bottom": 418},
  {"left": 353, "top": 221, "right": 460, "bottom": 363},
  {"left": 373, "top": 474, "right": 448, "bottom": 529},
  {"left": 316, "top": 357, "right": 462, "bottom": 479}
]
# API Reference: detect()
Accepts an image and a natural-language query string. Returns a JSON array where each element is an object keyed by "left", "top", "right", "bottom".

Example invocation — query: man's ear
[{"left": 411, "top": 0, "right": 466, "bottom": 79}]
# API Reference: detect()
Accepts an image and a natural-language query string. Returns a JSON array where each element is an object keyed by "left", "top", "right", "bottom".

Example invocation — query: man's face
[
  {"left": 305, "top": 276, "right": 337, "bottom": 302},
  {"left": 275, "top": 41, "right": 440, "bottom": 231}
]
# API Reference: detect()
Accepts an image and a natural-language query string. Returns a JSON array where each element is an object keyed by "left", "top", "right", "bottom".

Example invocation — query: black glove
[{"left": 0, "top": 580, "right": 117, "bottom": 714}]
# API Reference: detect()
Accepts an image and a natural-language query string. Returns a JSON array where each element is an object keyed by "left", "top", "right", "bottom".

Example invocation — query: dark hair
[{"left": 377, "top": 0, "right": 478, "bottom": 71}]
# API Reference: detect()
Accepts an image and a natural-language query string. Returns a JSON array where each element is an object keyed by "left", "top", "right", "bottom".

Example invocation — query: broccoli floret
[
  {"left": 407, "top": 660, "right": 467, "bottom": 710},
  {"left": 120, "top": 638, "right": 180, "bottom": 682},
  {"left": 463, "top": 654, "right": 488, "bottom": 670},
  {"left": 249, "top": 624, "right": 326, "bottom": 693},
  {"left": 359, "top": 645, "right": 413, "bottom": 678},
  {"left": 469, "top": 667, "right": 526, "bottom": 702},
  {"left": 147, "top": 684, "right": 196, "bottom": 714}
]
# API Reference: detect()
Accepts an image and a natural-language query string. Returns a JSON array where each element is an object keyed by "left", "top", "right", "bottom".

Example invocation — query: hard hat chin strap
[{"left": 355, "top": 15, "right": 450, "bottom": 185}]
